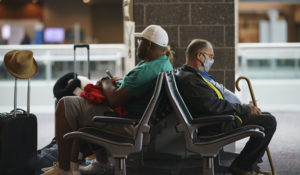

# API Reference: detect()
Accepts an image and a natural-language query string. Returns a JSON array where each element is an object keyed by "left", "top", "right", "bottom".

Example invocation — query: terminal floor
[
  {"left": 236, "top": 111, "right": 300, "bottom": 175},
  {"left": 38, "top": 111, "right": 300, "bottom": 175}
]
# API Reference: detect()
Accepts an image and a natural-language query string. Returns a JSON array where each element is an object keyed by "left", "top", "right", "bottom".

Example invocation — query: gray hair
[{"left": 185, "top": 39, "right": 211, "bottom": 60}]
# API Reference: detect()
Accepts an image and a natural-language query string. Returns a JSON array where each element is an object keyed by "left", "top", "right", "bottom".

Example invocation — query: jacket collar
[
  {"left": 181, "top": 64, "right": 206, "bottom": 80},
  {"left": 181, "top": 64, "right": 197, "bottom": 73}
]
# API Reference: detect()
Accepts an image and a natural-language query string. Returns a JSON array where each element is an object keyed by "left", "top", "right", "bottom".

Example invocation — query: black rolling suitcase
[
  {"left": 73, "top": 44, "right": 91, "bottom": 79},
  {"left": 0, "top": 78, "right": 37, "bottom": 175}
]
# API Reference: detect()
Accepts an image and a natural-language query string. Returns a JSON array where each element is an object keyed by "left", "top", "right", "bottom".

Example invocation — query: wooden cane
[{"left": 236, "top": 76, "right": 277, "bottom": 175}]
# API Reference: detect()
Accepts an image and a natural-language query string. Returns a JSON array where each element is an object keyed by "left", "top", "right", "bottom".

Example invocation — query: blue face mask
[{"left": 203, "top": 54, "right": 214, "bottom": 72}]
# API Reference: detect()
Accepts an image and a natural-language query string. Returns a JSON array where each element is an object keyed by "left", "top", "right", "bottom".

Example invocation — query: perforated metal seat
[
  {"left": 163, "top": 71, "right": 265, "bottom": 175},
  {"left": 63, "top": 72, "right": 165, "bottom": 175}
]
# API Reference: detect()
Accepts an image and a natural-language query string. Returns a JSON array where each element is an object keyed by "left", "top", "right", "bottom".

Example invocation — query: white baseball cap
[{"left": 134, "top": 25, "right": 168, "bottom": 47}]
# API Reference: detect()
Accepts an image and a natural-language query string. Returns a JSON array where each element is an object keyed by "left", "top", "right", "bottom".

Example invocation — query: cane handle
[{"left": 235, "top": 76, "right": 257, "bottom": 107}]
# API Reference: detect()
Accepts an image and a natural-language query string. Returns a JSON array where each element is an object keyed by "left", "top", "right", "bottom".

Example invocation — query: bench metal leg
[
  {"left": 203, "top": 157, "right": 214, "bottom": 175},
  {"left": 114, "top": 157, "right": 126, "bottom": 175}
]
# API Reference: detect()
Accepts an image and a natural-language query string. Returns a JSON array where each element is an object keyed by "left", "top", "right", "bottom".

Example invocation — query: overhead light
[
  {"left": 32, "top": 0, "right": 38, "bottom": 3},
  {"left": 83, "top": 0, "right": 90, "bottom": 3}
]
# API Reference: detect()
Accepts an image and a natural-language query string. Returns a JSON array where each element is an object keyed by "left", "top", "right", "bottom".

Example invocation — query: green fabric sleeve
[{"left": 120, "top": 65, "right": 155, "bottom": 97}]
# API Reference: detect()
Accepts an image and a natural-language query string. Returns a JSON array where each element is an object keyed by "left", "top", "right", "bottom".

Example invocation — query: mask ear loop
[{"left": 197, "top": 52, "right": 206, "bottom": 67}]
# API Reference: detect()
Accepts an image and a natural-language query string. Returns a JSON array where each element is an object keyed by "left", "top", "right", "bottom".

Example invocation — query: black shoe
[
  {"left": 229, "top": 164, "right": 258, "bottom": 175},
  {"left": 254, "top": 166, "right": 272, "bottom": 175}
]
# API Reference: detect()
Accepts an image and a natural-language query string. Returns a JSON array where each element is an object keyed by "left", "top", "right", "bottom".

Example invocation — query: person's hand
[
  {"left": 247, "top": 104, "right": 261, "bottom": 115},
  {"left": 96, "top": 77, "right": 122, "bottom": 86},
  {"left": 101, "top": 78, "right": 115, "bottom": 88},
  {"left": 96, "top": 79, "right": 102, "bottom": 86},
  {"left": 96, "top": 77, "right": 110, "bottom": 86}
]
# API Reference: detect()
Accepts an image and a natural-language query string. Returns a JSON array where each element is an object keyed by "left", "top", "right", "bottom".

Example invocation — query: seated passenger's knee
[
  {"left": 270, "top": 115, "right": 277, "bottom": 130},
  {"left": 55, "top": 98, "right": 65, "bottom": 117},
  {"left": 58, "top": 98, "right": 65, "bottom": 108},
  {"left": 266, "top": 115, "right": 277, "bottom": 132}
]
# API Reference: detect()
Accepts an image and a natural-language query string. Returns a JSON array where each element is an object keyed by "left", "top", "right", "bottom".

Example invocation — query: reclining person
[
  {"left": 176, "top": 39, "right": 277, "bottom": 175},
  {"left": 42, "top": 25, "right": 174, "bottom": 175}
]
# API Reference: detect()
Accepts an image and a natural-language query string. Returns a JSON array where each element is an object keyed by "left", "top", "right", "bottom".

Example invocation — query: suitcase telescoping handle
[
  {"left": 73, "top": 44, "right": 90, "bottom": 79},
  {"left": 14, "top": 78, "right": 30, "bottom": 117}
]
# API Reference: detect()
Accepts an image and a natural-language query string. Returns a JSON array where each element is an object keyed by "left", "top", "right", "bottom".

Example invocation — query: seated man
[
  {"left": 176, "top": 39, "right": 276, "bottom": 175},
  {"left": 43, "top": 25, "right": 173, "bottom": 175}
]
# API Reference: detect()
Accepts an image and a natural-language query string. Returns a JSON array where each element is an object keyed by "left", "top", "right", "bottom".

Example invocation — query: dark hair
[{"left": 185, "top": 39, "right": 211, "bottom": 60}]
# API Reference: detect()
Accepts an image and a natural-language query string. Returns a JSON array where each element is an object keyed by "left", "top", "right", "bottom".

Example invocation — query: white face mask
[{"left": 203, "top": 56, "right": 214, "bottom": 72}]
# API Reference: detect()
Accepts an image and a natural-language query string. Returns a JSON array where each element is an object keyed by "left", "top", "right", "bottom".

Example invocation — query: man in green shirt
[
  {"left": 43, "top": 25, "right": 173, "bottom": 175},
  {"left": 119, "top": 54, "right": 173, "bottom": 115}
]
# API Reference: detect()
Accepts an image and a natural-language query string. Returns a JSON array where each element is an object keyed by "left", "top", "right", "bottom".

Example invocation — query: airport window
[
  {"left": 0, "top": 44, "right": 124, "bottom": 82},
  {"left": 51, "top": 60, "right": 116, "bottom": 80},
  {"left": 0, "top": 62, "right": 13, "bottom": 80},
  {"left": 32, "top": 62, "right": 46, "bottom": 80},
  {"left": 247, "top": 59, "right": 271, "bottom": 68},
  {"left": 51, "top": 61, "right": 75, "bottom": 80},
  {"left": 92, "top": 61, "right": 116, "bottom": 79},
  {"left": 276, "top": 59, "right": 295, "bottom": 68},
  {"left": 238, "top": 56, "right": 242, "bottom": 67}
]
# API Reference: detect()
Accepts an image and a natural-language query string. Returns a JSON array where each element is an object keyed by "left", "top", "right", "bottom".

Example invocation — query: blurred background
[
  {"left": 0, "top": 0, "right": 124, "bottom": 45},
  {"left": 0, "top": 0, "right": 299, "bottom": 173}
]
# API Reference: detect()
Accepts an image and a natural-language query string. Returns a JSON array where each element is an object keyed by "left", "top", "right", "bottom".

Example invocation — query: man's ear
[
  {"left": 146, "top": 40, "right": 152, "bottom": 48},
  {"left": 145, "top": 40, "right": 152, "bottom": 52},
  {"left": 196, "top": 50, "right": 202, "bottom": 60}
]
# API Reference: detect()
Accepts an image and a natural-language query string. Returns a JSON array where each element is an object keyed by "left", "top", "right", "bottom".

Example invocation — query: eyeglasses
[{"left": 202, "top": 52, "right": 214, "bottom": 59}]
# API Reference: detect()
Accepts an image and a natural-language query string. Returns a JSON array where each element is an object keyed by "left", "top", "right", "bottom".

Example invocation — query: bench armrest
[
  {"left": 191, "top": 115, "right": 235, "bottom": 125},
  {"left": 92, "top": 116, "right": 138, "bottom": 125}
]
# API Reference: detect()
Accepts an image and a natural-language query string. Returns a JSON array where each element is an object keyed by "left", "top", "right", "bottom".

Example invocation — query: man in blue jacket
[{"left": 176, "top": 39, "right": 276, "bottom": 175}]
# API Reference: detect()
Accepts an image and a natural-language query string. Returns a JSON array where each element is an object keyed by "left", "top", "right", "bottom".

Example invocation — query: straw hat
[{"left": 4, "top": 50, "right": 38, "bottom": 79}]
